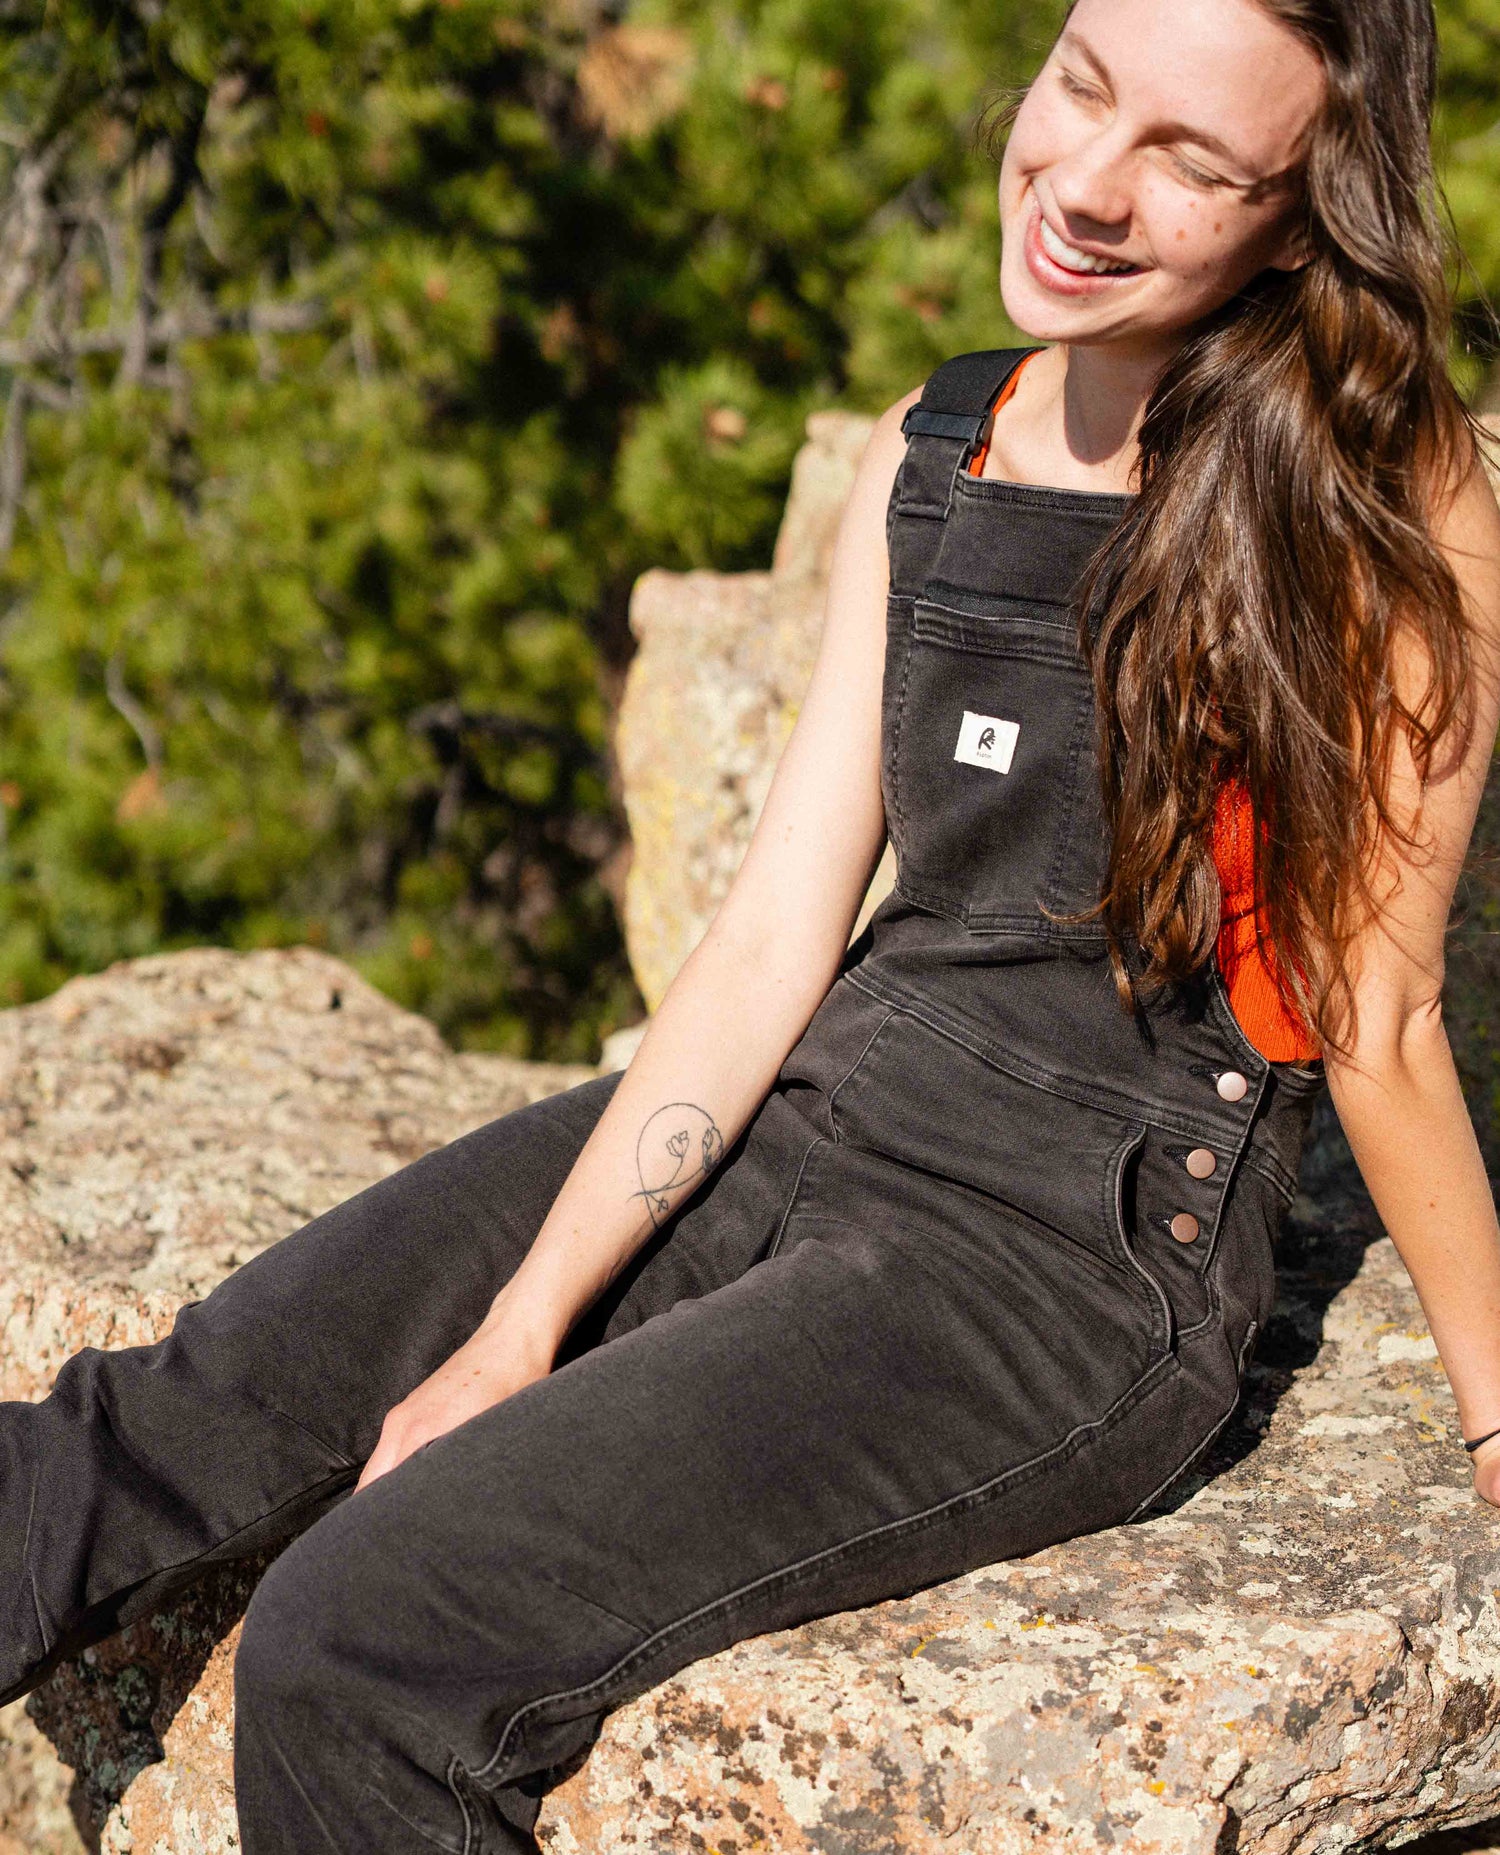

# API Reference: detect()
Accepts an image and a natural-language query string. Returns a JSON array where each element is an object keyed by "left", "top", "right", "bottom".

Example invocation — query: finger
[{"left": 355, "top": 1424, "right": 408, "bottom": 1493}]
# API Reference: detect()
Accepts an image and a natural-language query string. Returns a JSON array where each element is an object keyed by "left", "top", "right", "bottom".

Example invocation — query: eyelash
[
  {"left": 1170, "top": 154, "right": 1223, "bottom": 190},
  {"left": 1056, "top": 70, "right": 1225, "bottom": 190}
]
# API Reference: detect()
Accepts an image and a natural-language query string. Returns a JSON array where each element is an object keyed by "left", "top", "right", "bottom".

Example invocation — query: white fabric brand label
[{"left": 953, "top": 710, "right": 1019, "bottom": 774}]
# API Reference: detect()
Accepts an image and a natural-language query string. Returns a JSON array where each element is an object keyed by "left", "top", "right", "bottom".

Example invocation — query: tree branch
[
  {"left": 104, "top": 652, "right": 164, "bottom": 772},
  {"left": 0, "top": 297, "right": 326, "bottom": 368},
  {"left": 0, "top": 375, "right": 27, "bottom": 558}
]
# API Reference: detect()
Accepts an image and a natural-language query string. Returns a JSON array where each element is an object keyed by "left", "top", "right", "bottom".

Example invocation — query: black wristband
[{"left": 1463, "top": 1426, "right": 1500, "bottom": 1455}]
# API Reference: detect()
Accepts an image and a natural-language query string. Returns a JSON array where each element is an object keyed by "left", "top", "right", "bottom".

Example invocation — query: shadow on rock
[
  {"left": 1144, "top": 1089, "right": 1384, "bottom": 1518},
  {"left": 26, "top": 1547, "right": 279, "bottom": 1848}
]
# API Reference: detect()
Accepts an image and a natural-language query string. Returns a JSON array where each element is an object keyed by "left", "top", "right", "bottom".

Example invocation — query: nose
[{"left": 1045, "top": 128, "right": 1135, "bottom": 239}]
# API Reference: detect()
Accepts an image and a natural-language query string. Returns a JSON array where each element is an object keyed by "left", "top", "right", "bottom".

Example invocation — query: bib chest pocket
[{"left": 883, "top": 590, "right": 1111, "bottom": 946}]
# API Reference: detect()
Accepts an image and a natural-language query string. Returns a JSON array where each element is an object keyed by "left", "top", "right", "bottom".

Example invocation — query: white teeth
[{"left": 1038, "top": 212, "right": 1136, "bottom": 275}]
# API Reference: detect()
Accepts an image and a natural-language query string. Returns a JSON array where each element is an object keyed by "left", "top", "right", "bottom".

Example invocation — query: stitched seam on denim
[
  {"left": 1174, "top": 1304, "right": 1222, "bottom": 1342},
  {"left": 909, "top": 610, "right": 1079, "bottom": 667},
  {"left": 895, "top": 500, "right": 952, "bottom": 520},
  {"left": 814, "top": 1133, "right": 1147, "bottom": 1302},
  {"left": 841, "top": 971, "right": 1244, "bottom": 1150},
  {"left": 886, "top": 603, "right": 915, "bottom": 842},
  {"left": 447, "top": 1757, "right": 476, "bottom": 1855},
  {"left": 935, "top": 432, "right": 968, "bottom": 520},
  {"left": 763, "top": 1134, "right": 826, "bottom": 1263},
  {"left": 1041, "top": 671, "right": 1097, "bottom": 944},
  {"left": 890, "top": 878, "right": 983, "bottom": 928},
  {"left": 786, "top": 1102, "right": 1152, "bottom": 1297},
  {"left": 1239, "top": 1145, "right": 1300, "bottom": 1199},
  {"left": 826, "top": 1004, "right": 899, "bottom": 1146},
  {"left": 884, "top": 879, "right": 1089, "bottom": 940},
  {"left": 1103, "top": 1124, "right": 1172, "bottom": 1352},
  {"left": 1124, "top": 1319, "right": 1258, "bottom": 1522},
  {"left": 954, "top": 472, "right": 1135, "bottom": 516},
  {"left": 920, "top": 581, "right": 1074, "bottom": 618},
  {"left": 846, "top": 969, "right": 1294, "bottom": 1173},
  {"left": 471, "top": 1350, "right": 1179, "bottom": 1785},
  {"left": 96, "top": 1462, "right": 359, "bottom": 1634}
]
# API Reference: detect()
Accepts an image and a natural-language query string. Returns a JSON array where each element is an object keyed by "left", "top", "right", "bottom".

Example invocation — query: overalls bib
[{"left": 780, "top": 343, "right": 1327, "bottom": 1409}]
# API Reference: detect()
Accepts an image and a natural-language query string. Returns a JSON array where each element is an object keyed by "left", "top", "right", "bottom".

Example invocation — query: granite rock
[
  {"left": 615, "top": 409, "right": 895, "bottom": 1011},
  {"left": 9, "top": 961, "right": 1500, "bottom": 1855},
  {"left": 539, "top": 1113, "right": 1500, "bottom": 1853},
  {"left": 0, "top": 946, "right": 598, "bottom": 1852}
]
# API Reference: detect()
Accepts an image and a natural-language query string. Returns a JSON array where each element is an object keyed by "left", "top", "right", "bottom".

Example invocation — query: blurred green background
[{"left": 0, "top": 0, "right": 1495, "bottom": 1068}]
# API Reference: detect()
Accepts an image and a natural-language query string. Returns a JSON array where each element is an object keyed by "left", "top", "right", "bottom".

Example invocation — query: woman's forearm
[
  {"left": 1327, "top": 1016, "right": 1500, "bottom": 1443},
  {"left": 485, "top": 910, "right": 842, "bottom": 1351}
]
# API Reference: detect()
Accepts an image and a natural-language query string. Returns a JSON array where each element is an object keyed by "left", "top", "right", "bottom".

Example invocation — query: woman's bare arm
[
  {"left": 357, "top": 388, "right": 921, "bottom": 1486},
  {"left": 1320, "top": 448, "right": 1500, "bottom": 1507}
]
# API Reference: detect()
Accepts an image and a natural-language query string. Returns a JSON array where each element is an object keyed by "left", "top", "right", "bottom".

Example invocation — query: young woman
[{"left": 5, "top": 0, "right": 1499, "bottom": 1847}]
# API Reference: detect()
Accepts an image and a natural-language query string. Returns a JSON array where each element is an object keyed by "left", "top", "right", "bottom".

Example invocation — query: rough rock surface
[
  {"left": 540, "top": 1112, "right": 1500, "bottom": 1854},
  {"left": 0, "top": 946, "right": 600, "bottom": 1853},
  {"left": 5, "top": 415, "right": 1500, "bottom": 1850},
  {"left": 15, "top": 1005, "right": 1500, "bottom": 1854},
  {"left": 615, "top": 409, "right": 895, "bottom": 1010}
]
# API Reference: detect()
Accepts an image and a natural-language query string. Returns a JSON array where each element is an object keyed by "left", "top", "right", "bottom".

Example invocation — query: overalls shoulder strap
[{"left": 887, "top": 346, "right": 1041, "bottom": 595}]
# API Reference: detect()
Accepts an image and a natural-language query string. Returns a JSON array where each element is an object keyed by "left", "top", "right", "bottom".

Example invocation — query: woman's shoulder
[{"left": 1424, "top": 429, "right": 1500, "bottom": 655}]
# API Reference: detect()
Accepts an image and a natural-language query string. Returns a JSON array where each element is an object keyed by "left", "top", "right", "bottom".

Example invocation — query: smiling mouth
[{"left": 1034, "top": 200, "right": 1144, "bottom": 277}]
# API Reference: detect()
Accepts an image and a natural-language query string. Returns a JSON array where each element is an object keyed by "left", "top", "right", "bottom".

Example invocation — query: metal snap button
[
  {"left": 1169, "top": 1212, "right": 1201, "bottom": 1244},
  {"left": 1215, "top": 1070, "right": 1249, "bottom": 1103},
  {"left": 1185, "top": 1147, "right": 1217, "bottom": 1179}
]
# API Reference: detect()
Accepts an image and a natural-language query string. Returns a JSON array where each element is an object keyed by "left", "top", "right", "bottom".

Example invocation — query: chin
[{"left": 997, "top": 260, "right": 1069, "bottom": 343}]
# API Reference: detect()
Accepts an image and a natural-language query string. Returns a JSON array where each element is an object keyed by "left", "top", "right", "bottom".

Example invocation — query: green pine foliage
[{"left": 0, "top": 0, "right": 1493, "bottom": 1062}]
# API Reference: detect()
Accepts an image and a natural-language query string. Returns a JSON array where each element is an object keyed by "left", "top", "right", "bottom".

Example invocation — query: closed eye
[
  {"left": 1057, "top": 67, "right": 1230, "bottom": 191},
  {"left": 1058, "top": 69, "right": 1099, "bottom": 104},
  {"left": 1169, "top": 152, "right": 1227, "bottom": 189}
]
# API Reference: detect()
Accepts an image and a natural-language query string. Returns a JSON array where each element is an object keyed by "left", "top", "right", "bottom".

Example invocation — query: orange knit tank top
[{"left": 967, "top": 351, "right": 1320, "bottom": 1064}]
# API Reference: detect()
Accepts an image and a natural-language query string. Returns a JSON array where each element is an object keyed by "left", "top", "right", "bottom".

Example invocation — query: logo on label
[{"left": 954, "top": 709, "right": 1019, "bottom": 774}]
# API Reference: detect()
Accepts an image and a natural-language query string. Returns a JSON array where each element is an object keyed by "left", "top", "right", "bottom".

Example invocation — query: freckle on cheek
[{"left": 1214, "top": 221, "right": 1222, "bottom": 233}]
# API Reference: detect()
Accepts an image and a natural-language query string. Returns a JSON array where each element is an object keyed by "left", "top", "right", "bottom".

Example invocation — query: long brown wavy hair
[{"left": 980, "top": 0, "right": 1495, "bottom": 1066}]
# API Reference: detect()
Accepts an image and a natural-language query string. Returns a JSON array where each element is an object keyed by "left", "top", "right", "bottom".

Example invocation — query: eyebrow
[{"left": 1059, "top": 27, "right": 1258, "bottom": 175}]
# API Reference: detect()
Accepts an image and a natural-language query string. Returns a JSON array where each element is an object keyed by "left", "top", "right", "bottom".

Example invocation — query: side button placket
[
  {"left": 1151, "top": 1140, "right": 1222, "bottom": 1247},
  {"left": 1175, "top": 1061, "right": 1267, "bottom": 1277}
]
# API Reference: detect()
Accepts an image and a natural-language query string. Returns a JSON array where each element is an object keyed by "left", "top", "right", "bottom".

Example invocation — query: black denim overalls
[
  {"left": 806, "top": 342, "right": 1327, "bottom": 1400},
  {"left": 0, "top": 346, "right": 1328, "bottom": 1855}
]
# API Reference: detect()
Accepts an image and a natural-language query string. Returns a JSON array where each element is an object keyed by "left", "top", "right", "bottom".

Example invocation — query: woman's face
[{"left": 998, "top": 0, "right": 1326, "bottom": 354}]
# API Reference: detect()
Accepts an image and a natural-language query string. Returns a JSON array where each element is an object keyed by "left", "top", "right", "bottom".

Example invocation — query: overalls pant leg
[
  {"left": 229, "top": 982, "right": 1229, "bottom": 1854},
  {"left": 4, "top": 992, "right": 1231, "bottom": 1855}
]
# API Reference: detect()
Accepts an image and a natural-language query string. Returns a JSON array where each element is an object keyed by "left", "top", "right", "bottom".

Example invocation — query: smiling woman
[
  {"left": 0, "top": 1, "right": 1497, "bottom": 1850},
  {"left": 995, "top": 0, "right": 1322, "bottom": 331},
  {"left": 975, "top": 0, "right": 1492, "bottom": 1065}
]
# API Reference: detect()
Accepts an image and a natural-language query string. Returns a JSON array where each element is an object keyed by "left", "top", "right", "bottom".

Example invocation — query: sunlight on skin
[{"left": 987, "top": 0, "right": 1321, "bottom": 495}]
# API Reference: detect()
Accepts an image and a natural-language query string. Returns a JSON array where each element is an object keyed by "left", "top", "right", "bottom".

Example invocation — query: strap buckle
[{"left": 899, "top": 404, "right": 990, "bottom": 446}]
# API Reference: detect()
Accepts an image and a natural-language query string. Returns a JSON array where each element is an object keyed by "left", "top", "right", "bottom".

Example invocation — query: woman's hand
[
  {"left": 1471, "top": 1433, "right": 1500, "bottom": 1510},
  {"left": 355, "top": 1293, "right": 562, "bottom": 1493}
]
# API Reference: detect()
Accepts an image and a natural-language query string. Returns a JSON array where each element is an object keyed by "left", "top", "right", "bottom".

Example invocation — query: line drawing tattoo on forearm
[{"left": 631, "top": 1102, "right": 725, "bottom": 1228}]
